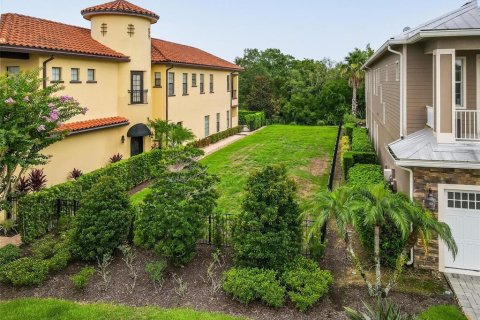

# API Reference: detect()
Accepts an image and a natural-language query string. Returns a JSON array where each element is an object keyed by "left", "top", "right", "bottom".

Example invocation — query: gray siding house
[{"left": 364, "top": 1, "right": 480, "bottom": 275}]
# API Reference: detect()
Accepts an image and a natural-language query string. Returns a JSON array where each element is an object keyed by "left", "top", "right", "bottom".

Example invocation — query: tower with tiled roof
[{"left": 81, "top": 0, "right": 158, "bottom": 125}]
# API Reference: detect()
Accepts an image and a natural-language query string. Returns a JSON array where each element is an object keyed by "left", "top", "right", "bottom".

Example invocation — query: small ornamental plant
[
  {"left": 109, "top": 153, "right": 123, "bottom": 163},
  {"left": 0, "top": 69, "right": 86, "bottom": 204},
  {"left": 69, "top": 168, "right": 83, "bottom": 180}
]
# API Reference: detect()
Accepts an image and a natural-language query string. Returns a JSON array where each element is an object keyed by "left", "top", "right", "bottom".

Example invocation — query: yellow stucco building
[{"left": 0, "top": 0, "right": 241, "bottom": 185}]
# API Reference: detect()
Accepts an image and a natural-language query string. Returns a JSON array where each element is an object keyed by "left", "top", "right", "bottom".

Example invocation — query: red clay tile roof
[
  {"left": 151, "top": 38, "right": 243, "bottom": 71},
  {"left": 58, "top": 116, "right": 129, "bottom": 133},
  {"left": 0, "top": 13, "right": 128, "bottom": 60},
  {"left": 82, "top": 0, "right": 159, "bottom": 23}
]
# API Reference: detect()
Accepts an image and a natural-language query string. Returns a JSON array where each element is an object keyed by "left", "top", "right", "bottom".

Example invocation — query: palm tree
[
  {"left": 308, "top": 184, "right": 457, "bottom": 298},
  {"left": 148, "top": 118, "right": 170, "bottom": 148},
  {"left": 169, "top": 124, "right": 195, "bottom": 147},
  {"left": 341, "top": 45, "right": 373, "bottom": 117},
  {"left": 148, "top": 119, "right": 196, "bottom": 148}
]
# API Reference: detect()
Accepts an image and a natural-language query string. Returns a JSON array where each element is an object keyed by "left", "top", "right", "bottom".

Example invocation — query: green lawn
[
  {"left": 0, "top": 298, "right": 244, "bottom": 320},
  {"left": 417, "top": 305, "right": 467, "bottom": 320},
  {"left": 131, "top": 125, "right": 337, "bottom": 214}
]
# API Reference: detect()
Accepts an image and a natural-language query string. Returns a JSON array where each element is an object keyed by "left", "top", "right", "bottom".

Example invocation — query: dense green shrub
[
  {"left": 30, "top": 235, "right": 71, "bottom": 273},
  {"left": 356, "top": 214, "right": 406, "bottom": 268},
  {"left": 70, "top": 176, "right": 133, "bottom": 261},
  {"left": 31, "top": 235, "right": 57, "bottom": 259},
  {"left": 347, "top": 164, "right": 384, "bottom": 188},
  {"left": 0, "top": 244, "right": 21, "bottom": 267},
  {"left": 351, "top": 127, "right": 374, "bottom": 152},
  {"left": 145, "top": 259, "right": 167, "bottom": 287},
  {"left": 345, "top": 123, "right": 355, "bottom": 142},
  {"left": 189, "top": 126, "right": 242, "bottom": 148},
  {"left": 17, "top": 149, "right": 163, "bottom": 244},
  {"left": 342, "top": 151, "right": 377, "bottom": 179},
  {"left": 343, "top": 113, "right": 358, "bottom": 125},
  {"left": 222, "top": 267, "right": 285, "bottom": 307},
  {"left": 134, "top": 160, "right": 218, "bottom": 266},
  {"left": 239, "top": 110, "right": 266, "bottom": 130},
  {"left": 341, "top": 135, "right": 351, "bottom": 154},
  {"left": 46, "top": 244, "right": 71, "bottom": 273},
  {"left": 70, "top": 266, "right": 96, "bottom": 290},
  {"left": 0, "top": 257, "right": 49, "bottom": 286},
  {"left": 232, "top": 165, "right": 302, "bottom": 270},
  {"left": 281, "top": 257, "right": 333, "bottom": 312}
]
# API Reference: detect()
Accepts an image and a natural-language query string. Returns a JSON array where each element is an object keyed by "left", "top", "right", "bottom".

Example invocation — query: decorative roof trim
[
  {"left": 58, "top": 117, "right": 130, "bottom": 135},
  {"left": 151, "top": 60, "right": 244, "bottom": 72},
  {"left": 68, "top": 121, "right": 129, "bottom": 135},
  {"left": 0, "top": 45, "right": 130, "bottom": 62}
]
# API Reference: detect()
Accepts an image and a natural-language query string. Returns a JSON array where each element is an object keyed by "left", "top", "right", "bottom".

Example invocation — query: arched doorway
[{"left": 127, "top": 123, "right": 151, "bottom": 156}]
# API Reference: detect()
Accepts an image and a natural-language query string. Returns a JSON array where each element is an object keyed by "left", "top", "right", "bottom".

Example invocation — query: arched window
[
  {"left": 101, "top": 23, "right": 107, "bottom": 36},
  {"left": 127, "top": 24, "right": 135, "bottom": 37}
]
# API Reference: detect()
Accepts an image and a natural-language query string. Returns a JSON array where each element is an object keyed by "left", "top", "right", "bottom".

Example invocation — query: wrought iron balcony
[{"left": 128, "top": 89, "right": 148, "bottom": 104}]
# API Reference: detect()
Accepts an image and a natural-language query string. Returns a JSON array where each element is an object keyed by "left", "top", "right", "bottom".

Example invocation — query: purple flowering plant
[{"left": 0, "top": 69, "right": 86, "bottom": 202}]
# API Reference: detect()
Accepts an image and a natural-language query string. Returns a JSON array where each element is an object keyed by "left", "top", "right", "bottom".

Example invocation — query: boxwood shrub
[
  {"left": 345, "top": 123, "right": 355, "bottom": 142},
  {"left": 17, "top": 149, "right": 163, "bottom": 244},
  {"left": 347, "top": 164, "right": 384, "bottom": 188},
  {"left": 0, "top": 244, "right": 21, "bottom": 267},
  {"left": 342, "top": 151, "right": 378, "bottom": 179},
  {"left": 189, "top": 126, "right": 242, "bottom": 148},
  {"left": 351, "top": 127, "right": 374, "bottom": 152},
  {"left": 222, "top": 267, "right": 285, "bottom": 308},
  {"left": 0, "top": 257, "right": 49, "bottom": 286},
  {"left": 281, "top": 257, "right": 333, "bottom": 312}
]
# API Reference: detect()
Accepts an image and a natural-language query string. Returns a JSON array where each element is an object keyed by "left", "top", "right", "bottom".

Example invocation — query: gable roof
[
  {"left": 151, "top": 38, "right": 243, "bottom": 71},
  {"left": 0, "top": 13, "right": 129, "bottom": 60},
  {"left": 81, "top": 0, "right": 159, "bottom": 23},
  {"left": 58, "top": 116, "right": 129, "bottom": 134},
  {"left": 364, "top": 1, "right": 480, "bottom": 67}
]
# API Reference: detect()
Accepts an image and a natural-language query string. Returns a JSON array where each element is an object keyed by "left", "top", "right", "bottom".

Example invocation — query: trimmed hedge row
[
  {"left": 342, "top": 151, "right": 377, "bottom": 179},
  {"left": 345, "top": 123, "right": 355, "bottom": 143},
  {"left": 239, "top": 110, "right": 266, "bottom": 131},
  {"left": 17, "top": 149, "right": 164, "bottom": 244},
  {"left": 347, "top": 164, "right": 384, "bottom": 188},
  {"left": 351, "top": 127, "right": 374, "bottom": 152},
  {"left": 189, "top": 126, "right": 242, "bottom": 148}
]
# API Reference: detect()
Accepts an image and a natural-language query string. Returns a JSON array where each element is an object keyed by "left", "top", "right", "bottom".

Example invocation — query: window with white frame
[
  {"left": 204, "top": 115, "right": 210, "bottom": 137},
  {"left": 52, "top": 67, "right": 62, "bottom": 82},
  {"left": 87, "top": 69, "right": 96, "bottom": 82},
  {"left": 395, "top": 61, "right": 400, "bottom": 81},
  {"left": 70, "top": 68, "right": 80, "bottom": 82},
  {"left": 168, "top": 72, "right": 175, "bottom": 96},
  {"left": 182, "top": 73, "right": 188, "bottom": 95},
  {"left": 455, "top": 57, "right": 466, "bottom": 108}
]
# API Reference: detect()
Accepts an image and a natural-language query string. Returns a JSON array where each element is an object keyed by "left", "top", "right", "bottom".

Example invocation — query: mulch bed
[{"left": 0, "top": 229, "right": 455, "bottom": 320}]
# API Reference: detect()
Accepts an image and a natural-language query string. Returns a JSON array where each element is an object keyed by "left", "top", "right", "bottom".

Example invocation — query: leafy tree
[
  {"left": 307, "top": 185, "right": 457, "bottom": 298},
  {"left": 232, "top": 165, "right": 302, "bottom": 270},
  {"left": 340, "top": 45, "right": 373, "bottom": 116},
  {"left": 134, "top": 159, "right": 218, "bottom": 266},
  {"left": 245, "top": 76, "right": 276, "bottom": 118},
  {"left": 0, "top": 69, "right": 85, "bottom": 204},
  {"left": 70, "top": 176, "right": 133, "bottom": 261}
]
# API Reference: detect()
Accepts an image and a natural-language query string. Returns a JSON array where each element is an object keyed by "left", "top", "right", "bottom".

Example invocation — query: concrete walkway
[
  {"left": 446, "top": 273, "right": 480, "bottom": 320},
  {"left": 200, "top": 127, "right": 264, "bottom": 158},
  {"left": 0, "top": 234, "right": 22, "bottom": 249}
]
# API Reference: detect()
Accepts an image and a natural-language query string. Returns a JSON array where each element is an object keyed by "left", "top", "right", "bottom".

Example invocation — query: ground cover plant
[{"left": 417, "top": 305, "right": 467, "bottom": 320}]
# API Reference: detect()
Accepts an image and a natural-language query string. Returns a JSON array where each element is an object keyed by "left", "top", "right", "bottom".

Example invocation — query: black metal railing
[
  {"left": 321, "top": 121, "right": 343, "bottom": 242},
  {"left": 128, "top": 89, "right": 148, "bottom": 104}
]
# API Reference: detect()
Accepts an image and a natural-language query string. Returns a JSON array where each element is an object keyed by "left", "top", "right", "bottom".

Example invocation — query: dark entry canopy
[{"left": 127, "top": 123, "right": 151, "bottom": 137}]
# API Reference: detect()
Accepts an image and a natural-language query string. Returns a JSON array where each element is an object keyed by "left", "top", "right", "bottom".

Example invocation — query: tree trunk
[
  {"left": 374, "top": 225, "right": 381, "bottom": 296},
  {"left": 351, "top": 86, "right": 358, "bottom": 117}
]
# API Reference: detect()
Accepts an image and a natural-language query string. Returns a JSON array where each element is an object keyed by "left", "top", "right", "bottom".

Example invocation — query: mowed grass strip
[
  {"left": 0, "top": 298, "right": 245, "bottom": 320},
  {"left": 130, "top": 125, "right": 337, "bottom": 214}
]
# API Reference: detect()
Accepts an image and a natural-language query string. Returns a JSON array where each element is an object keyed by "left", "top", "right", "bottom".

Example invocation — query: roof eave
[
  {"left": 151, "top": 60, "right": 244, "bottom": 72},
  {"left": 81, "top": 10, "right": 159, "bottom": 23},
  {"left": 363, "top": 29, "right": 480, "bottom": 68},
  {"left": 393, "top": 158, "right": 480, "bottom": 169},
  {"left": 0, "top": 45, "right": 130, "bottom": 62},
  {"left": 65, "top": 121, "right": 130, "bottom": 136}
]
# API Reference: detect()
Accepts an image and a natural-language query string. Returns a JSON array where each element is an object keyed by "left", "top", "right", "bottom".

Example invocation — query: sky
[{"left": 0, "top": 0, "right": 469, "bottom": 63}]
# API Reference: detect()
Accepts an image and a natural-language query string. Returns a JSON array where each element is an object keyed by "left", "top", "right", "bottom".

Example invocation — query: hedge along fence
[
  {"left": 17, "top": 149, "right": 164, "bottom": 244},
  {"left": 347, "top": 164, "right": 384, "bottom": 188},
  {"left": 189, "top": 126, "right": 242, "bottom": 148},
  {"left": 351, "top": 127, "right": 374, "bottom": 152},
  {"left": 239, "top": 110, "right": 266, "bottom": 131},
  {"left": 341, "top": 125, "right": 377, "bottom": 179}
]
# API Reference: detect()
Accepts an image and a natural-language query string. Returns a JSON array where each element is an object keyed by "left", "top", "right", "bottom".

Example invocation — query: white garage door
[{"left": 443, "top": 190, "right": 480, "bottom": 273}]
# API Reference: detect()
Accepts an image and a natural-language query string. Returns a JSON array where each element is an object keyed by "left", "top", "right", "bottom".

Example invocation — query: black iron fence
[{"left": 200, "top": 213, "right": 321, "bottom": 257}]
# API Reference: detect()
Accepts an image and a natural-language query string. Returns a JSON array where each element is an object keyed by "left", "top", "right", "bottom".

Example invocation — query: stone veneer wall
[{"left": 412, "top": 167, "right": 480, "bottom": 270}]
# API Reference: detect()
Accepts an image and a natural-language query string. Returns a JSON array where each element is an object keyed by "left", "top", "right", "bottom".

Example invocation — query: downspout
[
  {"left": 387, "top": 46, "right": 404, "bottom": 138},
  {"left": 165, "top": 65, "right": 174, "bottom": 122},
  {"left": 42, "top": 55, "right": 54, "bottom": 89}
]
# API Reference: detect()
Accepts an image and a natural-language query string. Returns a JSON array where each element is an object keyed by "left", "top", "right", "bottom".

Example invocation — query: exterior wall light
[
  {"left": 423, "top": 188, "right": 437, "bottom": 211},
  {"left": 121, "top": 135, "right": 125, "bottom": 144}
]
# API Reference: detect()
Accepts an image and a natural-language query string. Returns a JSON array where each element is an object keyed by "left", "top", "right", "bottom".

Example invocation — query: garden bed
[{"left": 0, "top": 239, "right": 454, "bottom": 320}]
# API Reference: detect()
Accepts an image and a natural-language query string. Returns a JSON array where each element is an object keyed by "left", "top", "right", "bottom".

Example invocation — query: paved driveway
[{"left": 446, "top": 273, "right": 480, "bottom": 320}]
